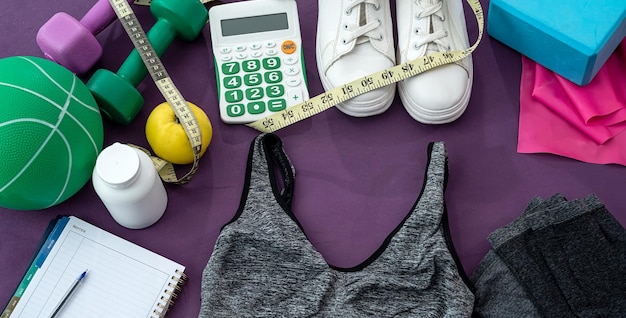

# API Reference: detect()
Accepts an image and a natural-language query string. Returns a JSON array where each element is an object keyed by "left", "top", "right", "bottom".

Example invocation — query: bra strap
[{"left": 261, "top": 134, "right": 295, "bottom": 206}]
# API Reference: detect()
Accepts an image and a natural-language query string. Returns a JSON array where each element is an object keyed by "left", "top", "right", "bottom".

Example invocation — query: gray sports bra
[{"left": 199, "top": 133, "right": 474, "bottom": 317}]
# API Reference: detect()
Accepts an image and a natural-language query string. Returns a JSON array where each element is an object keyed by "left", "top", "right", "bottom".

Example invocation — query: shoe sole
[{"left": 398, "top": 67, "right": 473, "bottom": 124}]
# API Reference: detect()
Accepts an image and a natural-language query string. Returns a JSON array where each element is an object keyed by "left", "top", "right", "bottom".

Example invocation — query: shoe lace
[
  {"left": 413, "top": 0, "right": 450, "bottom": 51},
  {"left": 342, "top": 0, "right": 384, "bottom": 44}
]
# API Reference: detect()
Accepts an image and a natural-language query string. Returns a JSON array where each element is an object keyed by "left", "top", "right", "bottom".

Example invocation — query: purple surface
[{"left": 1, "top": 1, "right": 625, "bottom": 317}]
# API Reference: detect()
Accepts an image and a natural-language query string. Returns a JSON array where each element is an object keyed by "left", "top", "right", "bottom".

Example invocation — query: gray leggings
[{"left": 471, "top": 194, "right": 626, "bottom": 318}]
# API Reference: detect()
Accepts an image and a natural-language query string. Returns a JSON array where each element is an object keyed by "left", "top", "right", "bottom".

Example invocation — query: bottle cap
[{"left": 95, "top": 143, "right": 140, "bottom": 188}]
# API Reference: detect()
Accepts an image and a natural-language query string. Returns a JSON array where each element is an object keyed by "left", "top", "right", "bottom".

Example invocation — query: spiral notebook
[{"left": 1, "top": 216, "right": 186, "bottom": 318}]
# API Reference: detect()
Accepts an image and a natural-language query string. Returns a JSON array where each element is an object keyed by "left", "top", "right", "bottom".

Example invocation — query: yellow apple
[{"left": 145, "top": 101, "right": 213, "bottom": 165}]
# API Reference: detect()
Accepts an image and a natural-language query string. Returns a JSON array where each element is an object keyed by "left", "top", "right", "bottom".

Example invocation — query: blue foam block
[{"left": 488, "top": 0, "right": 626, "bottom": 85}]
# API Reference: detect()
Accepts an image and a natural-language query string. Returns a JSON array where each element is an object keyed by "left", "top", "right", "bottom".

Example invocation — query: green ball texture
[{"left": 0, "top": 56, "right": 104, "bottom": 210}]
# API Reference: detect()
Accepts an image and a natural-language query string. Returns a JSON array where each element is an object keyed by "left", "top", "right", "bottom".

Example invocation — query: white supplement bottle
[{"left": 92, "top": 142, "right": 168, "bottom": 229}]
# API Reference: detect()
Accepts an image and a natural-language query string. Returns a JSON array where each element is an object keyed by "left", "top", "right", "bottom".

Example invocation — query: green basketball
[{"left": 0, "top": 56, "right": 104, "bottom": 210}]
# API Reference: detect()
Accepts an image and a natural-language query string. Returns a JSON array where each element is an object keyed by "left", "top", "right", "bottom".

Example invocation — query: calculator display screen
[{"left": 221, "top": 13, "right": 289, "bottom": 36}]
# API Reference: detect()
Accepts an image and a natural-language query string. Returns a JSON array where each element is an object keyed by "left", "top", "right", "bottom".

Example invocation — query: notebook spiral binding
[{"left": 152, "top": 269, "right": 188, "bottom": 318}]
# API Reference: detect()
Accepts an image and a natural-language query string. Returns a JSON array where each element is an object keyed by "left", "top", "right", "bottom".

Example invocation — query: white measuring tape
[
  {"left": 246, "top": 0, "right": 484, "bottom": 132},
  {"left": 109, "top": 0, "right": 203, "bottom": 184}
]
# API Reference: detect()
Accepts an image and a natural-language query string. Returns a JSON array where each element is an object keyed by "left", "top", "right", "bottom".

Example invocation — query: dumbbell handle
[
  {"left": 82, "top": 0, "right": 132, "bottom": 35},
  {"left": 117, "top": 20, "right": 177, "bottom": 86}
]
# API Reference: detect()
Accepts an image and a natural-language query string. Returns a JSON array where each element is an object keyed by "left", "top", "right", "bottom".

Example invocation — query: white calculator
[{"left": 208, "top": 0, "right": 309, "bottom": 124}]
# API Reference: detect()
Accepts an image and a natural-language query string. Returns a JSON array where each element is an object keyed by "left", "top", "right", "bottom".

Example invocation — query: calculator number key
[
  {"left": 266, "top": 85, "right": 284, "bottom": 98},
  {"left": 226, "top": 104, "right": 245, "bottom": 117},
  {"left": 246, "top": 87, "right": 264, "bottom": 100},
  {"left": 262, "top": 57, "right": 281, "bottom": 70},
  {"left": 225, "top": 90, "right": 244, "bottom": 103},
  {"left": 264, "top": 71, "right": 282, "bottom": 84},
  {"left": 222, "top": 62, "right": 240, "bottom": 75},
  {"left": 242, "top": 60, "right": 261, "bottom": 72},
  {"left": 224, "top": 76, "right": 242, "bottom": 89},
  {"left": 244, "top": 73, "right": 263, "bottom": 86}
]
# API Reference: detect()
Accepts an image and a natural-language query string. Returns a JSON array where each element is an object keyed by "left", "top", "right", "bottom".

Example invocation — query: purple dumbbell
[{"left": 36, "top": 0, "right": 127, "bottom": 74}]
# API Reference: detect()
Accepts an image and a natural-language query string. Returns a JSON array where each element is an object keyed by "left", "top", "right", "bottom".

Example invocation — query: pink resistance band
[{"left": 518, "top": 38, "right": 626, "bottom": 165}]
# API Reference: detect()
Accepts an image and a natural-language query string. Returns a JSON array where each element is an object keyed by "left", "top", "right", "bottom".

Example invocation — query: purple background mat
[{"left": 1, "top": 1, "right": 625, "bottom": 317}]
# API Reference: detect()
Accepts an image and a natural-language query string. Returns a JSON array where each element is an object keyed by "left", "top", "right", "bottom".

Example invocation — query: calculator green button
[
  {"left": 266, "top": 85, "right": 284, "bottom": 98},
  {"left": 246, "top": 87, "right": 264, "bottom": 100},
  {"left": 262, "top": 57, "right": 281, "bottom": 70},
  {"left": 222, "top": 62, "right": 240, "bottom": 75},
  {"left": 247, "top": 101, "right": 266, "bottom": 114},
  {"left": 268, "top": 99, "right": 286, "bottom": 112},
  {"left": 225, "top": 89, "right": 244, "bottom": 103},
  {"left": 224, "top": 76, "right": 242, "bottom": 89},
  {"left": 226, "top": 104, "right": 245, "bottom": 117},
  {"left": 242, "top": 59, "right": 261, "bottom": 72},
  {"left": 244, "top": 73, "right": 262, "bottom": 86},
  {"left": 264, "top": 71, "right": 282, "bottom": 84}
]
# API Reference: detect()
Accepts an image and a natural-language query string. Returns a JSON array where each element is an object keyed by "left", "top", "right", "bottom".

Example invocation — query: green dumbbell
[{"left": 87, "top": 0, "right": 207, "bottom": 124}]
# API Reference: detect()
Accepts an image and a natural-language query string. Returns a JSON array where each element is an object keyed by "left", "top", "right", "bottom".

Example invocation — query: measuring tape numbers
[
  {"left": 246, "top": 0, "right": 484, "bottom": 133},
  {"left": 109, "top": 0, "right": 203, "bottom": 184}
]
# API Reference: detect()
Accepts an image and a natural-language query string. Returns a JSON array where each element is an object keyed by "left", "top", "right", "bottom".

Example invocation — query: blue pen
[{"left": 49, "top": 270, "right": 88, "bottom": 318}]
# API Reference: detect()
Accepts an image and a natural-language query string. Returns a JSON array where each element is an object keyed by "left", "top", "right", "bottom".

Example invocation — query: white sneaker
[
  {"left": 396, "top": 0, "right": 473, "bottom": 124},
  {"left": 316, "top": 0, "right": 396, "bottom": 117}
]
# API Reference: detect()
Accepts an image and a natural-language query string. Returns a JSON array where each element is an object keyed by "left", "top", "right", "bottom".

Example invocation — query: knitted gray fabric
[
  {"left": 473, "top": 194, "right": 626, "bottom": 318},
  {"left": 470, "top": 197, "right": 548, "bottom": 318},
  {"left": 541, "top": 207, "right": 626, "bottom": 317},
  {"left": 198, "top": 134, "right": 474, "bottom": 318},
  {"left": 488, "top": 194, "right": 569, "bottom": 248},
  {"left": 495, "top": 196, "right": 626, "bottom": 318},
  {"left": 470, "top": 250, "right": 541, "bottom": 318}
]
